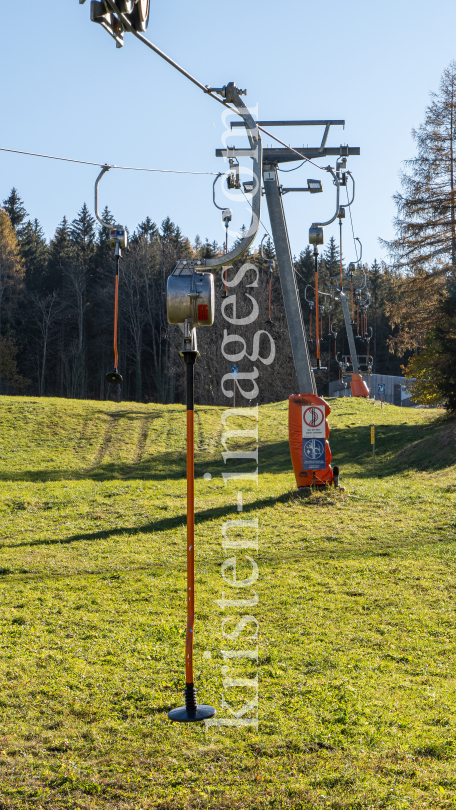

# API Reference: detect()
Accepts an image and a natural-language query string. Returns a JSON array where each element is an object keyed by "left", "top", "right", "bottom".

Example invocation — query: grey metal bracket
[
  {"left": 216, "top": 146, "right": 360, "bottom": 164},
  {"left": 281, "top": 187, "right": 322, "bottom": 195},
  {"left": 231, "top": 119, "right": 345, "bottom": 129},
  {"left": 197, "top": 84, "right": 262, "bottom": 270}
]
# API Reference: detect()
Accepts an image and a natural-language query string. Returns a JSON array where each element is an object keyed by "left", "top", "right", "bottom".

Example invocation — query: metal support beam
[
  {"left": 231, "top": 120, "right": 345, "bottom": 128},
  {"left": 263, "top": 164, "right": 316, "bottom": 395},
  {"left": 340, "top": 293, "right": 359, "bottom": 374},
  {"left": 216, "top": 147, "right": 360, "bottom": 163}
]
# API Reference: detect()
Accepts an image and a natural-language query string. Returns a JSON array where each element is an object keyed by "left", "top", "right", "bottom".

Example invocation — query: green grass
[{"left": 0, "top": 394, "right": 455, "bottom": 809}]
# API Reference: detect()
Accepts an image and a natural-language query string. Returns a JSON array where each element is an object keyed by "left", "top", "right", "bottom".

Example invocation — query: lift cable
[
  {"left": 105, "top": 0, "right": 334, "bottom": 176},
  {"left": 277, "top": 161, "right": 307, "bottom": 173},
  {"left": 0, "top": 146, "right": 220, "bottom": 176},
  {"left": 346, "top": 185, "right": 359, "bottom": 262},
  {"left": 241, "top": 189, "right": 273, "bottom": 245}
]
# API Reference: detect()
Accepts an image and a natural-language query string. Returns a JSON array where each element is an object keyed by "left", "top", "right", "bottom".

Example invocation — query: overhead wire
[
  {"left": 241, "top": 189, "right": 273, "bottom": 244},
  {"left": 346, "top": 184, "right": 359, "bottom": 261},
  {"left": 277, "top": 161, "right": 306, "bottom": 173},
  {"left": 0, "top": 146, "right": 220, "bottom": 175},
  {"left": 105, "top": 0, "right": 334, "bottom": 176}
]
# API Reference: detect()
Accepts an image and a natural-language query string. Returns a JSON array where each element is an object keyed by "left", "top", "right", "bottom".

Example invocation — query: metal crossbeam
[
  {"left": 216, "top": 147, "right": 360, "bottom": 163},
  {"left": 231, "top": 120, "right": 345, "bottom": 127}
]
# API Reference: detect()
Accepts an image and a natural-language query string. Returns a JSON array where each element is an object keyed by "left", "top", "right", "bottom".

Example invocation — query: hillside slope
[{"left": 0, "top": 396, "right": 455, "bottom": 810}]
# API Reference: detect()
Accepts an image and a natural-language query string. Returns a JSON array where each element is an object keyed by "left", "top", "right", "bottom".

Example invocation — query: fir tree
[
  {"left": 406, "top": 281, "right": 456, "bottom": 410},
  {"left": 160, "top": 216, "right": 177, "bottom": 241},
  {"left": 295, "top": 246, "right": 314, "bottom": 288},
  {"left": 199, "top": 238, "right": 217, "bottom": 259},
  {"left": 67, "top": 204, "right": 96, "bottom": 398},
  {"left": 2, "top": 188, "right": 28, "bottom": 232},
  {"left": 95, "top": 206, "right": 116, "bottom": 265},
  {"left": 383, "top": 61, "right": 456, "bottom": 273},
  {"left": 323, "top": 236, "right": 342, "bottom": 280},
  {"left": 135, "top": 217, "right": 158, "bottom": 242},
  {"left": 19, "top": 218, "right": 48, "bottom": 291},
  {"left": 71, "top": 203, "right": 96, "bottom": 264},
  {"left": 233, "top": 224, "right": 248, "bottom": 250},
  {"left": 0, "top": 210, "right": 25, "bottom": 392},
  {"left": 262, "top": 236, "right": 275, "bottom": 260},
  {"left": 47, "top": 217, "right": 74, "bottom": 291}
]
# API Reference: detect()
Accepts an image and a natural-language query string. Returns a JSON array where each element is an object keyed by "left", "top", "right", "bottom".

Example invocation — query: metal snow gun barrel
[{"left": 166, "top": 262, "right": 215, "bottom": 328}]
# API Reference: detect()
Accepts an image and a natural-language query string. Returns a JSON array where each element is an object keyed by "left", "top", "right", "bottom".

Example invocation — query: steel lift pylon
[{"left": 225, "top": 120, "right": 360, "bottom": 395}]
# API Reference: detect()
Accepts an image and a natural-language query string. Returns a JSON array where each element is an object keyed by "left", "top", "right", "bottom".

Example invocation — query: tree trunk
[{"left": 135, "top": 343, "right": 142, "bottom": 402}]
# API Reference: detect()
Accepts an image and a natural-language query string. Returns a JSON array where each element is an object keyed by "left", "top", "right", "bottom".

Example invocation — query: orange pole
[
  {"left": 113, "top": 270, "right": 119, "bottom": 370},
  {"left": 168, "top": 349, "right": 215, "bottom": 722},
  {"left": 186, "top": 404, "right": 195, "bottom": 685}
]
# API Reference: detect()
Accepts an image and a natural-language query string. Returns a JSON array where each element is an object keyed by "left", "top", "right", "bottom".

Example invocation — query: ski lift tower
[{"left": 226, "top": 121, "right": 360, "bottom": 395}]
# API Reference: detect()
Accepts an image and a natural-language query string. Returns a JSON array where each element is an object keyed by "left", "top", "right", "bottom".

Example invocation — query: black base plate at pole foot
[
  {"left": 168, "top": 683, "right": 216, "bottom": 723},
  {"left": 106, "top": 370, "right": 123, "bottom": 385},
  {"left": 168, "top": 704, "right": 216, "bottom": 723}
]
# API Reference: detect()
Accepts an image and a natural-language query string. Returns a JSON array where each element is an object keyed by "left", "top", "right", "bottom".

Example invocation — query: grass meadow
[{"left": 0, "top": 395, "right": 455, "bottom": 809}]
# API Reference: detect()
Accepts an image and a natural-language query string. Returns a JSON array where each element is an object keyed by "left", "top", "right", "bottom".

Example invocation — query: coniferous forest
[{"left": 0, "top": 187, "right": 405, "bottom": 405}]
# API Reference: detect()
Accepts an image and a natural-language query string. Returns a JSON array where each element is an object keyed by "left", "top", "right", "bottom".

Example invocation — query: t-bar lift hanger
[{"left": 95, "top": 165, "right": 127, "bottom": 386}]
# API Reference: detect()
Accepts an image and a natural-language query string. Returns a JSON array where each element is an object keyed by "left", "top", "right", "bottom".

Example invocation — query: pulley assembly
[{"left": 80, "top": 0, "right": 150, "bottom": 46}]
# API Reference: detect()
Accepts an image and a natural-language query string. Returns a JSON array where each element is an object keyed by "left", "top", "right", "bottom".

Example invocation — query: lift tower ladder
[{"left": 219, "top": 120, "right": 360, "bottom": 395}]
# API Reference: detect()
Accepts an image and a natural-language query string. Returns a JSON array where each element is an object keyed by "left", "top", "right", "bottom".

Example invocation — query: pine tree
[
  {"left": 47, "top": 217, "right": 74, "bottom": 291},
  {"left": 66, "top": 204, "right": 96, "bottom": 398},
  {"left": 200, "top": 238, "right": 217, "bottom": 259},
  {"left": 323, "top": 236, "right": 342, "bottom": 281},
  {"left": 383, "top": 61, "right": 456, "bottom": 274},
  {"left": 95, "top": 206, "right": 116, "bottom": 267},
  {"left": 366, "top": 260, "right": 401, "bottom": 374},
  {"left": 2, "top": 189, "right": 28, "bottom": 232},
  {"left": 262, "top": 236, "right": 275, "bottom": 260},
  {"left": 160, "top": 216, "right": 177, "bottom": 241},
  {"left": 295, "top": 246, "right": 314, "bottom": 288},
  {"left": 135, "top": 217, "right": 158, "bottom": 242},
  {"left": 71, "top": 203, "right": 96, "bottom": 263},
  {"left": 19, "top": 218, "right": 49, "bottom": 291},
  {"left": 405, "top": 282, "right": 456, "bottom": 410},
  {"left": 0, "top": 210, "right": 25, "bottom": 392}
]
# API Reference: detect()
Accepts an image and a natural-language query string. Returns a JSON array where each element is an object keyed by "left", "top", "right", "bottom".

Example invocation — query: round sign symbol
[
  {"left": 303, "top": 406, "right": 324, "bottom": 428},
  {"left": 304, "top": 439, "right": 324, "bottom": 460}
]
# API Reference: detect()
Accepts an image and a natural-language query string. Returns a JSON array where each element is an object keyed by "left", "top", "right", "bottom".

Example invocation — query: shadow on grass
[
  {"left": 0, "top": 420, "right": 451, "bottom": 484},
  {"left": 329, "top": 421, "right": 453, "bottom": 476},
  {"left": 7, "top": 491, "right": 296, "bottom": 550}
]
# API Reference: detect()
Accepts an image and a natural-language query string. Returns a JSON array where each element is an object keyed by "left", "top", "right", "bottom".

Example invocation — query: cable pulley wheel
[
  {"left": 115, "top": 0, "right": 134, "bottom": 12},
  {"left": 128, "top": 0, "right": 150, "bottom": 32}
]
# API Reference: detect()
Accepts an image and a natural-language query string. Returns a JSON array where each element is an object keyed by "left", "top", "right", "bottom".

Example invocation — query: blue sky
[{"left": 1, "top": 0, "right": 455, "bottom": 264}]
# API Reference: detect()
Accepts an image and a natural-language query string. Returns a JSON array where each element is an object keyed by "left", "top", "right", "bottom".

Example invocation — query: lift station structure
[{"left": 227, "top": 120, "right": 360, "bottom": 397}]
